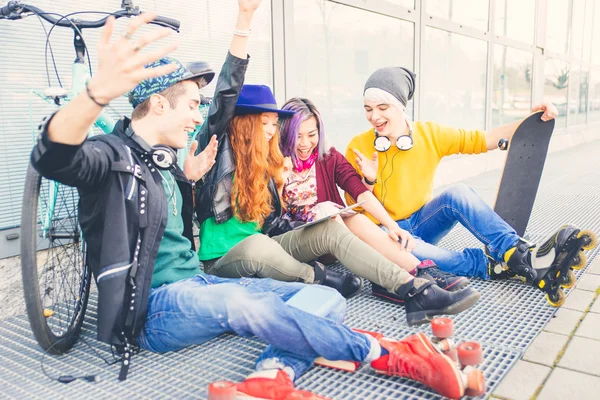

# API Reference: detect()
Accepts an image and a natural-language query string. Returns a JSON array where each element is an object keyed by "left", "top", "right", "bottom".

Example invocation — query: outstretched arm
[
  {"left": 195, "top": 0, "right": 262, "bottom": 151},
  {"left": 485, "top": 102, "right": 558, "bottom": 151},
  {"left": 47, "top": 13, "right": 177, "bottom": 146}
]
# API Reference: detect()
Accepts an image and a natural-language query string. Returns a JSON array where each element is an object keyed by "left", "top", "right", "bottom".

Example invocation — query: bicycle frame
[{"left": 33, "top": 28, "right": 116, "bottom": 238}]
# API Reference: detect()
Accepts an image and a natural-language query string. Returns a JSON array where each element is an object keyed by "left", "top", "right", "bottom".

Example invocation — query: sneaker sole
[{"left": 406, "top": 291, "right": 481, "bottom": 327}]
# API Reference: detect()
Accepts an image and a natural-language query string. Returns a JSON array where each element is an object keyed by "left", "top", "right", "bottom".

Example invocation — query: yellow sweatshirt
[{"left": 344, "top": 121, "right": 488, "bottom": 223}]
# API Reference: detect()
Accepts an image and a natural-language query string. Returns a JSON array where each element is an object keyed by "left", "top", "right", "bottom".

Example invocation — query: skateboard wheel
[
  {"left": 546, "top": 289, "right": 566, "bottom": 307},
  {"left": 464, "top": 368, "right": 486, "bottom": 397},
  {"left": 559, "top": 269, "right": 576, "bottom": 289},
  {"left": 457, "top": 342, "right": 483, "bottom": 366},
  {"left": 578, "top": 229, "right": 598, "bottom": 251},
  {"left": 431, "top": 317, "right": 454, "bottom": 339},
  {"left": 572, "top": 251, "right": 588, "bottom": 270},
  {"left": 444, "top": 347, "right": 458, "bottom": 363},
  {"left": 207, "top": 381, "right": 236, "bottom": 398}
]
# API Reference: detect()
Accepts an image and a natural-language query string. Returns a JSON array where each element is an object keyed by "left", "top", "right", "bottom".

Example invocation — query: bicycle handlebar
[{"left": 0, "top": 1, "right": 180, "bottom": 30}]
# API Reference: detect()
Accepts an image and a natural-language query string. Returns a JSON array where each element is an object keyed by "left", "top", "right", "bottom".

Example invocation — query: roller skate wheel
[
  {"left": 546, "top": 289, "right": 566, "bottom": 307},
  {"left": 572, "top": 251, "right": 588, "bottom": 271},
  {"left": 207, "top": 380, "right": 236, "bottom": 398},
  {"left": 431, "top": 317, "right": 454, "bottom": 339},
  {"left": 457, "top": 342, "right": 483, "bottom": 366},
  {"left": 560, "top": 269, "right": 576, "bottom": 289},
  {"left": 463, "top": 368, "right": 486, "bottom": 397},
  {"left": 578, "top": 229, "right": 598, "bottom": 251},
  {"left": 286, "top": 391, "right": 320, "bottom": 399},
  {"left": 444, "top": 347, "right": 458, "bottom": 363}
]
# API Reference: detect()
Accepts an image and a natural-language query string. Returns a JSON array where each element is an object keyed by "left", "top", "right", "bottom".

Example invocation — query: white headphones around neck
[{"left": 373, "top": 120, "right": 414, "bottom": 152}]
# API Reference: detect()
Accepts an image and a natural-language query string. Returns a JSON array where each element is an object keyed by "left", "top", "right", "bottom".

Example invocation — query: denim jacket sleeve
[
  {"left": 195, "top": 52, "right": 249, "bottom": 152},
  {"left": 30, "top": 113, "right": 112, "bottom": 191}
]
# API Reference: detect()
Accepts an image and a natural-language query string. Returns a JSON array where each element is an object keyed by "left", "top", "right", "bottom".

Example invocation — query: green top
[
  {"left": 197, "top": 214, "right": 260, "bottom": 260},
  {"left": 152, "top": 170, "right": 202, "bottom": 288}
]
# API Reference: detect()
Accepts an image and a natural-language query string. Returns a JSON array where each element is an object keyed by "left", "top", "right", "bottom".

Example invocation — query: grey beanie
[{"left": 363, "top": 67, "right": 417, "bottom": 107}]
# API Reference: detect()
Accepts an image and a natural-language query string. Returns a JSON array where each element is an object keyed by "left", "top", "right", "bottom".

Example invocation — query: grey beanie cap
[{"left": 363, "top": 67, "right": 417, "bottom": 107}]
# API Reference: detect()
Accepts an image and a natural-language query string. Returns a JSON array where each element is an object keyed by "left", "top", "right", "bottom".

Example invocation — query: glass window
[
  {"left": 589, "top": 68, "right": 600, "bottom": 123},
  {"left": 492, "top": 45, "right": 533, "bottom": 126},
  {"left": 544, "top": 59, "right": 569, "bottom": 128},
  {"left": 592, "top": 2, "right": 600, "bottom": 64},
  {"left": 571, "top": 0, "right": 593, "bottom": 60},
  {"left": 284, "top": 0, "right": 414, "bottom": 151},
  {"left": 545, "top": 0, "right": 571, "bottom": 55},
  {"left": 580, "top": 0, "right": 595, "bottom": 61},
  {"left": 426, "top": 0, "right": 489, "bottom": 31},
  {"left": 494, "top": 0, "right": 535, "bottom": 44},
  {"left": 421, "top": 27, "right": 487, "bottom": 129}
]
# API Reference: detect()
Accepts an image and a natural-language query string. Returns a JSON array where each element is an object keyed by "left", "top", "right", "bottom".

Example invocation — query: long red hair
[{"left": 229, "top": 114, "right": 284, "bottom": 226}]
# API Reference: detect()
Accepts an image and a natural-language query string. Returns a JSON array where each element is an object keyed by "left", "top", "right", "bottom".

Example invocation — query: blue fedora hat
[{"left": 234, "top": 85, "right": 296, "bottom": 117}]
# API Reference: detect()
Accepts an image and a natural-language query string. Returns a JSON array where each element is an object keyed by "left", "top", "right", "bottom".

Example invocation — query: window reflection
[
  {"left": 544, "top": 59, "right": 569, "bottom": 128},
  {"left": 494, "top": 0, "right": 535, "bottom": 44},
  {"left": 492, "top": 45, "right": 533, "bottom": 126},
  {"left": 427, "top": 0, "right": 489, "bottom": 31},
  {"left": 568, "top": 64, "right": 589, "bottom": 125},
  {"left": 285, "top": 0, "right": 414, "bottom": 150},
  {"left": 421, "top": 27, "right": 487, "bottom": 129}
]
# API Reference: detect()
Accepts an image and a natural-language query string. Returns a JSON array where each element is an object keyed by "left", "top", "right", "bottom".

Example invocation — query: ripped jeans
[
  {"left": 396, "top": 184, "right": 520, "bottom": 279},
  {"left": 137, "top": 274, "right": 372, "bottom": 380}
]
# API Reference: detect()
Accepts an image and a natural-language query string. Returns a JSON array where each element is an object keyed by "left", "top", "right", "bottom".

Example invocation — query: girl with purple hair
[{"left": 279, "top": 97, "right": 470, "bottom": 298}]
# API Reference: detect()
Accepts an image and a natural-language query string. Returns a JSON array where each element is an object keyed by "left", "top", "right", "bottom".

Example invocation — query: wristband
[
  {"left": 364, "top": 176, "right": 377, "bottom": 185},
  {"left": 85, "top": 83, "right": 109, "bottom": 107}
]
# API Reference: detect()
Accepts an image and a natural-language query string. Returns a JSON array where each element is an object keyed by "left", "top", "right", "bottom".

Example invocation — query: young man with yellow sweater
[{"left": 344, "top": 66, "right": 584, "bottom": 305}]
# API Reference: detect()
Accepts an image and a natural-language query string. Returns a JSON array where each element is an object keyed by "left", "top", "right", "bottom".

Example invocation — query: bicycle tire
[{"left": 21, "top": 163, "right": 91, "bottom": 355}]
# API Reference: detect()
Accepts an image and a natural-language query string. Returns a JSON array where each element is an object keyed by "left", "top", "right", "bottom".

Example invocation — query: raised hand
[
  {"left": 185, "top": 135, "right": 218, "bottom": 182},
  {"left": 531, "top": 102, "right": 559, "bottom": 122},
  {"left": 353, "top": 149, "right": 379, "bottom": 184},
  {"left": 238, "top": 0, "right": 262, "bottom": 12},
  {"left": 87, "top": 13, "right": 178, "bottom": 105}
]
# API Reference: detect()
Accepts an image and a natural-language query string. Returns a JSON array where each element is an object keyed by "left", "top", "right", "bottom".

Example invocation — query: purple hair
[{"left": 279, "top": 98, "right": 328, "bottom": 166}]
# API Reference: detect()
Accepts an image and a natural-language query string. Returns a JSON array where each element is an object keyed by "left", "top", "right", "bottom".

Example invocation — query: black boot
[
  {"left": 399, "top": 278, "right": 480, "bottom": 326},
  {"left": 311, "top": 261, "right": 363, "bottom": 299},
  {"left": 414, "top": 260, "right": 469, "bottom": 291}
]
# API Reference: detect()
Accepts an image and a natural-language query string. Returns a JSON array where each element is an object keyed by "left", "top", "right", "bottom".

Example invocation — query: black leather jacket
[
  {"left": 194, "top": 52, "right": 247, "bottom": 225},
  {"left": 31, "top": 116, "right": 195, "bottom": 349}
]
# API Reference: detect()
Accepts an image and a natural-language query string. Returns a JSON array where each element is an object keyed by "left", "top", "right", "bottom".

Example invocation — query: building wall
[{"left": 1, "top": 0, "right": 599, "bottom": 257}]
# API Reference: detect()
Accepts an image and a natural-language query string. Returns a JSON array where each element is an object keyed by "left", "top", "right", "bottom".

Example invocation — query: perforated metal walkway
[{"left": 1, "top": 141, "right": 600, "bottom": 399}]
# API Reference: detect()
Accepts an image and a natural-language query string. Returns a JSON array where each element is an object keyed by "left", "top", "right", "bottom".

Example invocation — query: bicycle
[{"left": 0, "top": 0, "right": 180, "bottom": 355}]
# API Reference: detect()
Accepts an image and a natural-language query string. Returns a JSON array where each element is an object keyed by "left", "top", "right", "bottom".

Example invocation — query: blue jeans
[
  {"left": 397, "top": 184, "right": 520, "bottom": 279},
  {"left": 137, "top": 274, "right": 372, "bottom": 380}
]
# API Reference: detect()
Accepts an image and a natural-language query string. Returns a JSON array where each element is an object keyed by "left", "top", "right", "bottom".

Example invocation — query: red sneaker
[
  {"left": 236, "top": 370, "right": 329, "bottom": 400},
  {"left": 371, "top": 332, "right": 485, "bottom": 399}
]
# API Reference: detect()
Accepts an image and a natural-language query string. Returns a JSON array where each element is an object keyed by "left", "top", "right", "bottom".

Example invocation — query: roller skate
[
  {"left": 314, "top": 324, "right": 485, "bottom": 399},
  {"left": 504, "top": 226, "right": 598, "bottom": 307},
  {"left": 535, "top": 225, "right": 598, "bottom": 305},
  {"left": 371, "top": 321, "right": 486, "bottom": 399}
]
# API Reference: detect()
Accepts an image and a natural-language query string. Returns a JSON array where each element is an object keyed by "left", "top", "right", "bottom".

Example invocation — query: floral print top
[{"left": 282, "top": 164, "right": 318, "bottom": 222}]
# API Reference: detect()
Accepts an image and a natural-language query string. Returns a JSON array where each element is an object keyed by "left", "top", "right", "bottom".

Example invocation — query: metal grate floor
[{"left": 1, "top": 148, "right": 600, "bottom": 399}]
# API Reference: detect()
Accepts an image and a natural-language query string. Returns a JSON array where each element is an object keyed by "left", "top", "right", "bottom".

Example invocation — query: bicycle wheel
[{"left": 21, "top": 163, "right": 91, "bottom": 354}]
